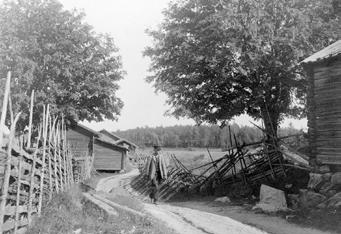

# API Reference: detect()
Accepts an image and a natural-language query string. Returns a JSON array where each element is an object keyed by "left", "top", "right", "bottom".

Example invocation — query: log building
[
  {"left": 302, "top": 40, "right": 341, "bottom": 165},
  {"left": 67, "top": 123, "right": 128, "bottom": 171}
]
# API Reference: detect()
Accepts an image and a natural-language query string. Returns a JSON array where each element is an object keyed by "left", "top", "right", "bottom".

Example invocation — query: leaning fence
[{"left": 0, "top": 72, "right": 88, "bottom": 234}]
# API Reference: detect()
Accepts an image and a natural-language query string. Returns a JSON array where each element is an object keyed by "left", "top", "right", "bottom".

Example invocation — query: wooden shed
[
  {"left": 67, "top": 123, "right": 128, "bottom": 171},
  {"left": 302, "top": 40, "right": 341, "bottom": 165},
  {"left": 93, "top": 138, "right": 127, "bottom": 171},
  {"left": 67, "top": 123, "right": 98, "bottom": 160}
]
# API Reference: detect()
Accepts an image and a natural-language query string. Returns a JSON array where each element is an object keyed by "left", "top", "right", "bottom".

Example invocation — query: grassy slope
[{"left": 27, "top": 185, "right": 176, "bottom": 234}]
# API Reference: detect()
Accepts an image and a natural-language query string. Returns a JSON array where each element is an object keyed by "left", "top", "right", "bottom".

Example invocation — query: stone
[
  {"left": 319, "top": 165, "right": 330, "bottom": 173},
  {"left": 331, "top": 172, "right": 341, "bottom": 185},
  {"left": 253, "top": 184, "right": 287, "bottom": 213},
  {"left": 215, "top": 196, "right": 231, "bottom": 203},
  {"left": 286, "top": 215, "right": 297, "bottom": 222},
  {"left": 326, "top": 192, "right": 341, "bottom": 208},
  {"left": 73, "top": 229, "right": 82, "bottom": 234},
  {"left": 322, "top": 173, "right": 332, "bottom": 182},
  {"left": 299, "top": 189, "right": 326, "bottom": 208},
  {"left": 319, "top": 182, "right": 334, "bottom": 195},
  {"left": 335, "top": 201, "right": 341, "bottom": 209},
  {"left": 307, "top": 173, "right": 324, "bottom": 190},
  {"left": 287, "top": 194, "right": 299, "bottom": 209},
  {"left": 188, "top": 184, "right": 199, "bottom": 195},
  {"left": 317, "top": 202, "right": 327, "bottom": 209},
  {"left": 326, "top": 190, "right": 337, "bottom": 198}
]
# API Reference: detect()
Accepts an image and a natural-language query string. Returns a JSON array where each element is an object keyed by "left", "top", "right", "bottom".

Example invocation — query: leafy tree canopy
[
  {"left": 144, "top": 0, "right": 340, "bottom": 137},
  {"left": 0, "top": 0, "right": 124, "bottom": 127}
]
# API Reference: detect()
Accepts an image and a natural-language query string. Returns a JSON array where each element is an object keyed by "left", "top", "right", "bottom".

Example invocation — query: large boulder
[
  {"left": 331, "top": 172, "right": 341, "bottom": 185},
  {"left": 299, "top": 189, "right": 326, "bottom": 208},
  {"left": 253, "top": 185, "right": 287, "bottom": 212},
  {"left": 307, "top": 173, "right": 324, "bottom": 190}
]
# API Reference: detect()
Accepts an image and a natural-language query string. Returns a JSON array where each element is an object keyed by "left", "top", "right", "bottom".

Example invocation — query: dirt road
[
  {"left": 96, "top": 169, "right": 266, "bottom": 234},
  {"left": 95, "top": 170, "right": 336, "bottom": 234}
]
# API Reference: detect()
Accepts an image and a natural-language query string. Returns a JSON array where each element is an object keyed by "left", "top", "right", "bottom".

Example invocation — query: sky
[{"left": 59, "top": 0, "right": 307, "bottom": 131}]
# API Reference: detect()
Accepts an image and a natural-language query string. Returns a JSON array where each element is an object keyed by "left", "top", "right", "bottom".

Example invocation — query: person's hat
[{"left": 152, "top": 139, "right": 161, "bottom": 150}]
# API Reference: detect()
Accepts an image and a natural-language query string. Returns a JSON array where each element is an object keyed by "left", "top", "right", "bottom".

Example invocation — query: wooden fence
[{"left": 0, "top": 72, "right": 88, "bottom": 234}]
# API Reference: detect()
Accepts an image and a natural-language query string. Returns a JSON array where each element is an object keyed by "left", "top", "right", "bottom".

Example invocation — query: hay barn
[
  {"left": 67, "top": 123, "right": 127, "bottom": 171},
  {"left": 93, "top": 138, "right": 127, "bottom": 171},
  {"left": 302, "top": 40, "right": 341, "bottom": 165}
]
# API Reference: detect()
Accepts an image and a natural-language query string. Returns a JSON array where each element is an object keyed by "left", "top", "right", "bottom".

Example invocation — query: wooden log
[
  {"left": 2, "top": 218, "right": 28, "bottom": 232},
  {"left": 5, "top": 205, "right": 27, "bottom": 216},
  {"left": 0, "top": 112, "right": 21, "bottom": 234}
]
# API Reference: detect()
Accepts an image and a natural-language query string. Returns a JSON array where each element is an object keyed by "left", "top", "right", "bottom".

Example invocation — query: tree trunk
[{"left": 260, "top": 107, "right": 279, "bottom": 145}]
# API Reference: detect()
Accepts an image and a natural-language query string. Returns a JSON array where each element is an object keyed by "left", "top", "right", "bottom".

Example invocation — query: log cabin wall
[
  {"left": 93, "top": 139, "right": 126, "bottom": 171},
  {"left": 66, "top": 126, "right": 94, "bottom": 159},
  {"left": 305, "top": 55, "right": 341, "bottom": 165}
]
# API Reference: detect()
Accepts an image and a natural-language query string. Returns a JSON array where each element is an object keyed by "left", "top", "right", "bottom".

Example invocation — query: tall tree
[
  {"left": 144, "top": 0, "right": 340, "bottom": 139},
  {"left": 0, "top": 0, "right": 124, "bottom": 128}
]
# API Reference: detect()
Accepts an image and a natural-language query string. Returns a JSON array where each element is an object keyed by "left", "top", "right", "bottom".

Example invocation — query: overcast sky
[{"left": 59, "top": 0, "right": 307, "bottom": 131}]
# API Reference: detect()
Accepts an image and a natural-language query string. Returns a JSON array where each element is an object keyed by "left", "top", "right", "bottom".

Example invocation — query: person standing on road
[{"left": 148, "top": 144, "right": 167, "bottom": 204}]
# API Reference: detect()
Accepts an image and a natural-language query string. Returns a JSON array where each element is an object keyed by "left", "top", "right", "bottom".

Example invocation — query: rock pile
[{"left": 288, "top": 165, "right": 341, "bottom": 210}]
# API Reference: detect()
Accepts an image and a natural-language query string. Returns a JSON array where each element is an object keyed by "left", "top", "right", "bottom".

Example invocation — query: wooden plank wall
[
  {"left": 312, "top": 57, "right": 341, "bottom": 164},
  {"left": 93, "top": 141, "right": 123, "bottom": 170}
]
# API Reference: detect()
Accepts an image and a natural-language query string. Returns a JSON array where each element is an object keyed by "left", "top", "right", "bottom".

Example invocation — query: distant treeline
[{"left": 114, "top": 124, "right": 303, "bottom": 149}]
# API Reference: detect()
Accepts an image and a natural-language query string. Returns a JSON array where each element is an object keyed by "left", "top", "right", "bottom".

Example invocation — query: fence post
[
  {"left": 27, "top": 90, "right": 34, "bottom": 148},
  {"left": 0, "top": 72, "right": 11, "bottom": 148},
  {"left": 47, "top": 114, "right": 53, "bottom": 200},
  {"left": 14, "top": 142, "right": 23, "bottom": 234},
  {"left": 38, "top": 105, "right": 49, "bottom": 215},
  {"left": 0, "top": 112, "right": 21, "bottom": 233},
  {"left": 53, "top": 120, "right": 59, "bottom": 193},
  {"left": 27, "top": 125, "right": 42, "bottom": 224}
]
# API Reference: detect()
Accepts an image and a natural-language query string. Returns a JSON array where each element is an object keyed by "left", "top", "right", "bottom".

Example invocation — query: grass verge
[{"left": 27, "top": 185, "right": 177, "bottom": 234}]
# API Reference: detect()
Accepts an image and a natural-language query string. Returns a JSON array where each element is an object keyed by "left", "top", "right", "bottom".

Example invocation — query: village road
[{"left": 96, "top": 169, "right": 267, "bottom": 234}]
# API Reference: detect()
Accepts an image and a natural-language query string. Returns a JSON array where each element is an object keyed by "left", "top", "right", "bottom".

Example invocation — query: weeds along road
[{"left": 95, "top": 169, "right": 267, "bottom": 234}]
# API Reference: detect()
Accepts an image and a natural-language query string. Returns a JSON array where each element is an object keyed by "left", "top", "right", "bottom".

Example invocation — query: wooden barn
[
  {"left": 93, "top": 138, "right": 127, "bottom": 171},
  {"left": 66, "top": 122, "right": 98, "bottom": 159},
  {"left": 302, "top": 40, "right": 341, "bottom": 165},
  {"left": 100, "top": 129, "right": 138, "bottom": 152},
  {"left": 67, "top": 123, "right": 127, "bottom": 171}
]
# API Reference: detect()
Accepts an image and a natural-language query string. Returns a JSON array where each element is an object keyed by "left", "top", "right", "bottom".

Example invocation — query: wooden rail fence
[{"left": 0, "top": 72, "right": 87, "bottom": 234}]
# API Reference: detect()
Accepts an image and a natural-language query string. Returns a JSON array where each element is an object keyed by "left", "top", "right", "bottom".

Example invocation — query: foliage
[
  {"left": 144, "top": 0, "right": 340, "bottom": 136},
  {"left": 0, "top": 0, "right": 124, "bottom": 128},
  {"left": 115, "top": 124, "right": 303, "bottom": 148}
]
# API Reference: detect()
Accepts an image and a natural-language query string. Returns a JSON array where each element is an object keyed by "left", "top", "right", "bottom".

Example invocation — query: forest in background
[{"left": 114, "top": 123, "right": 304, "bottom": 149}]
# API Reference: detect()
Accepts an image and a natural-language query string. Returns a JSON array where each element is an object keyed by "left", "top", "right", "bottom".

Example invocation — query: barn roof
[
  {"left": 70, "top": 122, "right": 100, "bottom": 137},
  {"left": 99, "top": 129, "right": 138, "bottom": 148},
  {"left": 301, "top": 40, "right": 341, "bottom": 64},
  {"left": 94, "top": 137, "right": 128, "bottom": 151}
]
